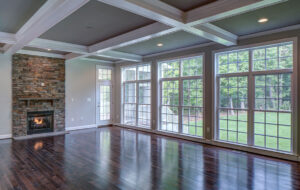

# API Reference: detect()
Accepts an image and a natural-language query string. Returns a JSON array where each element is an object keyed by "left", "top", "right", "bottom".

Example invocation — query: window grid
[
  {"left": 254, "top": 74, "right": 292, "bottom": 152},
  {"left": 215, "top": 41, "right": 294, "bottom": 153},
  {"left": 122, "top": 64, "right": 151, "bottom": 128},
  {"left": 98, "top": 68, "right": 112, "bottom": 80},
  {"left": 97, "top": 67, "right": 113, "bottom": 123},
  {"left": 159, "top": 55, "right": 204, "bottom": 137},
  {"left": 138, "top": 82, "right": 151, "bottom": 127},
  {"left": 252, "top": 43, "right": 293, "bottom": 71},
  {"left": 100, "top": 85, "right": 111, "bottom": 120}
]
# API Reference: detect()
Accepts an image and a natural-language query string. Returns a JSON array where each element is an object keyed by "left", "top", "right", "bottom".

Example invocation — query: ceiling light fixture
[
  {"left": 258, "top": 18, "right": 268, "bottom": 23},
  {"left": 47, "top": 48, "right": 52, "bottom": 51},
  {"left": 157, "top": 43, "right": 163, "bottom": 47}
]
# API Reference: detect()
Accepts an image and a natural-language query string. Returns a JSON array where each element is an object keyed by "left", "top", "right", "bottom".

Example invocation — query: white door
[{"left": 96, "top": 66, "right": 113, "bottom": 125}]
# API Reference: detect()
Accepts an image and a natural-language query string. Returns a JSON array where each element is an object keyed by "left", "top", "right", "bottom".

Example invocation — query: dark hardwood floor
[{"left": 0, "top": 126, "right": 300, "bottom": 190}]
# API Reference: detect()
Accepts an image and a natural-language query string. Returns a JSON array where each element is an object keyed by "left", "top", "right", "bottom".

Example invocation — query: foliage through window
[
  {"left": 160, "top": 55, "right": 203, "bottom": 137},
  {"left": 215, "top": 41, "right": 294, "bottom": 152},
  {"left": 122, "top": 64, "right": 151, "bottom": 128}
]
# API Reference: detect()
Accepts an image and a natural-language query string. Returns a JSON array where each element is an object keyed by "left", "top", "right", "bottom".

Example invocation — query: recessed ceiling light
[
  {"left": 157, "top": 43, "right": 163, "bottom": 47},
  {"left": 258, "top": 18, "right": 268, "bottom": 23}
]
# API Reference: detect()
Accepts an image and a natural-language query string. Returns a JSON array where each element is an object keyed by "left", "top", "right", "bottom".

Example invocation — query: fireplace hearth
[{"left": 27, "top": 111, "right": 54, "bottom": 135}]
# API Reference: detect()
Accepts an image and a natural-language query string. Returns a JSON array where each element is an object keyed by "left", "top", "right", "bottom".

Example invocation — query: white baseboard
[
  {"left": 0, "top": 134, "right": 12, "bottom": 139},
  {"left": 66, "top": 124, "right": 97, "bottom": 131}
]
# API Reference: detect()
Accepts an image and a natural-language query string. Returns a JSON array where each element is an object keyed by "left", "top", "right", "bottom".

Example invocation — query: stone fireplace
[{"left": 12, "top": 54, "right": 65, "bottom": 137}]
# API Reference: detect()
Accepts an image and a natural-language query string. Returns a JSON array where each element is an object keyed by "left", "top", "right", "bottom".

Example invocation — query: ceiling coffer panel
[{"left": 40, "top": 0, "right": 154, "bottom": 46}]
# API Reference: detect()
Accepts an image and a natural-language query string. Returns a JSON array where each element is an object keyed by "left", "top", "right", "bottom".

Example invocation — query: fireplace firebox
[{"left": 27, "top": 111, "right": 54, "bottom": 134}]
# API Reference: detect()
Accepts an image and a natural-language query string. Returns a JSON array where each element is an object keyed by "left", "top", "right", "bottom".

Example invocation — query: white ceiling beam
[
  {"left": 81, "top": 57, "right": 114, "bottom": 64},
  {"left": 97, "top": 50, "right": 142, "bottom": 62},
  {"left": 96, "top": 0, "right": 237, "bottom": 46},
  {"left": 89, "top": 22, "right": 177, "bottom": 53},
  {"left": 96, "top": 0, "right": 184, "bottom": 27},
  {"left": 189, "top": 23, "right": 237, "bottom": 46},
  {"left": 0, "top": 31, "right": 137, "bottom": 62},
  {"left": 64, "top": 50, "right": 142, "bottom": 62},
  {"left": 29, "top": 38, "right": 88, "bottom": 54},
  {"left": 185, "top": 0, "right": 287, "bottom": 25},
  {"left": 5, "top": 0, "right": 90, "bottom": 55},
  {"left": 17, "top": 50, "right": 65, "bottom": 59},
  {"left": 0, "top": 32, "right": 16, "bottom": 44}
]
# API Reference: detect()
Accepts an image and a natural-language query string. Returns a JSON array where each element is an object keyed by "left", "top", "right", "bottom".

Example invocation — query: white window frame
[
  {"left": 96, "top": 65, "right": 114, "bottom": 126},
  {"left": 212, "top": 37, "right": 298, "bottom": 154},
  {"left": 158, "top": 53, "right": 205, "bottom": 137},
  {"left": 121, "top": 63, "right": 152, "bottom": 128}
]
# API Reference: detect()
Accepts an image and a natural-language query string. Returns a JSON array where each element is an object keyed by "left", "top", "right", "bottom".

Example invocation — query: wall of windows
[
  {"left": 215, "top": 41, "right": 295, "bottom": 152},
  {"left": 122, "top": 64, "right": 151, "bottom": 128},
  {"left": 159, "top": 55, "right": 204, "bottom": 137}
]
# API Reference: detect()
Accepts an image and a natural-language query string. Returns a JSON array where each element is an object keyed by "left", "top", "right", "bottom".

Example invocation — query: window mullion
[
  {"left": 248, "top": 49, "right": 255, "bottom": 146},
  {"left": 178, "top": 61, "right": 183, "bottom": 134},
  {"left": 136, "top": 81, "right": 139, "bottom": 126}
]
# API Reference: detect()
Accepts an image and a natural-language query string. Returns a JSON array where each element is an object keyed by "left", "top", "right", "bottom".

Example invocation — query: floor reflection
[{"left": 0, "top": 127, "right": 299, "bottom": 190}]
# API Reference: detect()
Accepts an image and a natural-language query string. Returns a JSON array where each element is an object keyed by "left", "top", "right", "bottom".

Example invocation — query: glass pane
[
  {"left": 100, "top": 85, "right": 111, "bottom": 120},
  {"left": 124, "top": 104, "right": 136, "bottom": 125},
  {"left": 124, "top": 83, "right": 136, "bottom": 103},
  {"left": 138, "top": 105, "right": 151, "bottom": 128},
  {"left": 138, "top": 65, "right": 151, "bottom": 80},
  {"left": 218, "top": 109, "right": 247, "bottom": 144},
  {"left": 138, "top": 82, "right": 151, "bottom": 104},
  {"left": 122, "top": 67, "right": 136, "bottom": 81},
  {"left": 161, "top": 106, "right": 178, "bottom": 132},
  {"left": 279, "top": 43, "right": 293, "bottom": 69},
  {"left": 255, "top": 74, "right": 291, "bottom": 111},
  {"left": 217, "top": 50, "right": 249, "bottom": 74},
  {"left": 138, "top": 82, "right": 151, "bottom": 128},
  {"left": 161, "top": 60, "right": 180, "bottom": 78},
  {"left": 98, "top": 68, "right": 112, "bottom": 80},
  {"left": 162, "top": 81, "right": 179, "bottom": 106},
  {"left": 253, "top": 42, "right": 293, "bottom": 71},
  {"left": 182, "top": 107, "right": 203, "bottom": 137},
  {"left": 183, "top": 79, "right": 203, "bottom": 107},
  {"left": 182, "top": 56, "right": 203, "bottom": 76},
  {"left": 219, "top": 77, "right": 248, "bottom": 109}
]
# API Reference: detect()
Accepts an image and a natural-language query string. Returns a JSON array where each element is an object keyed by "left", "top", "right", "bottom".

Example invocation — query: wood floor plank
[{"left": 0, "top": 126, "right": 299, "bottom": 190}]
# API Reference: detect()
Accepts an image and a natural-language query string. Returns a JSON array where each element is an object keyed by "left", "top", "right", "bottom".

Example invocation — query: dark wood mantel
[{"left": 18, "top": 97, "right": 60, "bottom": 106}]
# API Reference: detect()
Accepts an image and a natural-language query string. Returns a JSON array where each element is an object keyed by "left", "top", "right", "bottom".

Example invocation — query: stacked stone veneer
[{"left": 12, "top": 54, "right": 65, "bottom": 137}]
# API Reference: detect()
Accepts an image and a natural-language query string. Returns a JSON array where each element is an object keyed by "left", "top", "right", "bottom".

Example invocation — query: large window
[
  {"left": 122, "top": 64, "right": 151, "bottom": 128},
  {"left": 159, "top": 55, "right": 204, "bottom": 137},
  {"left": 215, "top": 41, "right": 295, "bottom": 152}
]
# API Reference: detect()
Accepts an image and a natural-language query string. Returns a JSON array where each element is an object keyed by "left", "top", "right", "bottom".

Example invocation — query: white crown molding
[
  {"left": 144, "top": 23, "right": 300, "bottom": 59},
  {"left": 17, "top": 50, "right": 65, "bottom": 59},
  {"left": 239, "top": 24, "right": 300, "bottom": 40},
  {"left": 80, "top": 57, "right": 114, "bottom": 64},
  {"left": 0, "top": 32, "right": 16, "bottom": 44}
]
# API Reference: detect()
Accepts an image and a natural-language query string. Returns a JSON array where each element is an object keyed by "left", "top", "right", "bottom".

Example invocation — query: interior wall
[
  {"left": 0, "top": 54, "right": 12, "bottom": 137},
  {"left": 114, "top": 28, "right": 300, "bottom": 155},
  {"left": 65, "top": 59, "right": 114, "bottom": 130}
]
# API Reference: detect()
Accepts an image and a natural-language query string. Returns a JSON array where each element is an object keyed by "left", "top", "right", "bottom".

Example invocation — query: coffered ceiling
[
  {"left": 0, "top": 0, "right": 298, "bottom": 63},
  {"left": 0, "top": 0, "right": 46, "bottom": 33}
]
